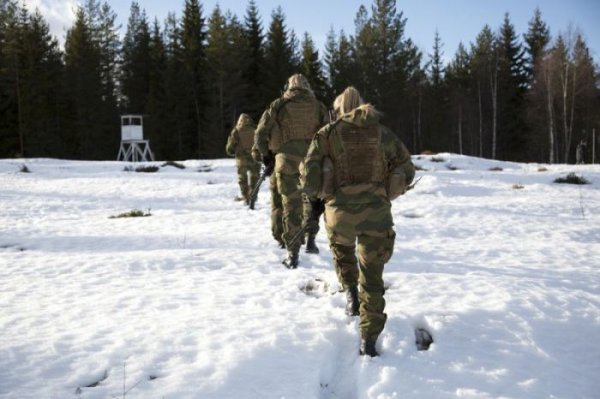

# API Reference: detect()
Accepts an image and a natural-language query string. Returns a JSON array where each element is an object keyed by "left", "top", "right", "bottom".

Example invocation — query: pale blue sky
[{"left": 33, "top": 0, "right": 600, "bottom": 64}]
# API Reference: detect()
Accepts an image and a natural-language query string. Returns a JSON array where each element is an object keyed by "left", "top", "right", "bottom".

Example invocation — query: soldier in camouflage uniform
[
  {"left": 226, "top": 114, "right": 261, "bottom": 204},
  {"left": 302, "top": 87, "right": 415, "bottom": 357},
  {"left": 256, "top": 74, "right": 329, "bottom": 268}
]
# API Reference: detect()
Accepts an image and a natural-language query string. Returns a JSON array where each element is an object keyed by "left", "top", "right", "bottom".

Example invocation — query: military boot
[
  {"left": 359, "top": 335, "right": 379, "bottom": 357},
  {"left": 305, "top": 234, "right": 319, "bottom": 254},
  {"left": 282, "top": 251, "right": 299, "bottom": 269},
  {"left": 345, "top": 286, "right": 359, "bottom": 316}
]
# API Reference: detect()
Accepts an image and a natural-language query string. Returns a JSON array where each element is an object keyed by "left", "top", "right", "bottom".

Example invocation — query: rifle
[
  {"left": 287, "top": 200, "right": 325, "bottom": 248},
  {"left": 406, "top": 176, "right": 422, "bottom": 192},
  {"left": 248, "top": 169, "right": 269, "bottom": 210}
]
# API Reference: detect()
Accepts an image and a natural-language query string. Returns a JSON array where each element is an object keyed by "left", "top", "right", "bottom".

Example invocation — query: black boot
[
  {"left": 282, "top": 252, "right": 299, "bottom": 269},
  {"left": 305, "top": 235, "right": 319, "bottom": 254},
  {"left": 359, "top": 336, "right": 379, "bottom": 357},
  {"left": 345, "top": 286, "right": 359, "bottom": 316}
]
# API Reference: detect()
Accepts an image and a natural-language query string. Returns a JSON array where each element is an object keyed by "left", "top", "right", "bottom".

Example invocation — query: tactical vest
[
  {"left": 329, "top": 122, "right": 386, "bottom": 189},
  {"left": 278, "top": 99, "right": 321, "bottom": 145},
  {"left": 237, "top": 125, "right": 255, "bottom": 154}
]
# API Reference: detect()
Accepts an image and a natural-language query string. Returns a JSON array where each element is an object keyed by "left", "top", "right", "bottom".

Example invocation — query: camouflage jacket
[
  {"left": 302, "top": 105, "right": 415, "bottom": 206},
  {"left": 255, "top": 88, "right": 328, "bottom": 159},
  {"left": 226, "top": 124, "right": 256, "bottom": 157}
]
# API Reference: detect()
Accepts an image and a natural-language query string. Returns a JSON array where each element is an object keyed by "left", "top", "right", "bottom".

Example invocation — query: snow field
[{"left": 1, "top": 155, "right": 599, "bottom": 398}]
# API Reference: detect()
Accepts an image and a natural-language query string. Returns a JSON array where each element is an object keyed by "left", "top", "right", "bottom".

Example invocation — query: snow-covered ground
[{"left": 1, "top": 154, "right": 599, "bottom": 399}]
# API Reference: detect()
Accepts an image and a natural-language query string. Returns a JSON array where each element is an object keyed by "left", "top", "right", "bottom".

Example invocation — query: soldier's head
[
  {"left": 285, "top": 74, "right": 313, "bottom": 97},
  {"left": 337, "top": 86, "right": 364, "bottom": 115},
  {"left": 236, "top": 113, "right": 253, "bottom": 128}
]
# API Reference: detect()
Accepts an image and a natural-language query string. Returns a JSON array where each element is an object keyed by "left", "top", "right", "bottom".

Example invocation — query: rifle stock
[
  {"left": 287, "top": 202, "right": 324, "bottom": 248},
  {"left": 248, "top": 170, "right": 268, "bottom": 210}
]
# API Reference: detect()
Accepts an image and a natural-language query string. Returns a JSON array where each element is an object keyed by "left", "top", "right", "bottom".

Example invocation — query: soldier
[
  {"left": 255, "top": 74, "right": 329, "bottom": 268},
  {"left": 226, "top": 114, "right": 261, "bottom": 204},
  {"left": 301, "top": 87, "right": 415, "bottom": 357}
]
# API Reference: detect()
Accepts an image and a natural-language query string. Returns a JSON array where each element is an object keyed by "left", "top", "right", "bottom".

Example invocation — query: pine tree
[
  {"left": 423, "top": 29, "right": 449, "bottom": 152},
  {"left": 470, "top": 24, "right": 495, "bottom": 158},
  {"left": 145, "top": 18, "right": 168, "bottom": 160},
  {"left": 263, "top": 6, "right": 296, "bottom": 101},
  {"left": 523, "top": 7, "right": 550, "bottom": 84},
  {"left": 524, "top": 8, "right": 551, "bottom": 161},
  {"left": 121, "top": 2, "right": 151, "bottom": 113},
  {"left": 0, "top": 0, "right": 23, "bottom": 156},
  {"left": 324, "top": 28, "right": 356, "bottom": 100},
  {"left": 497, "top": 13, "right": 528, "bottom": 161},
  {"left": 64, "top": 7, "right": 103, "bottom": 158},
  {"left": 205, "top": 7, "right": 247, "bottom": 156},
  {"left": 300, "top": 32, "right": 327, "bottom": 102},
  {"left": 18, "top": 9, "right": 64, "bottom": 157},
  {"left": 446, "top": 42, "right": 471, "bottom": 154},
  {"left": 180, "top": 0, "right": 207, "bottom": 158},
  {"left": 242, "top": 0, "right": 265, "bottom": 118},
  {"left": 429, "top": 29, "right": 445, "bottom": 87},
  {"left": 162, "top": 12, "right": 190, "bottom": 160}
]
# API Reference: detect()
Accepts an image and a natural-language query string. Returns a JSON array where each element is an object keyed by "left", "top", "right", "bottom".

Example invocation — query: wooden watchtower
[{"left": 116, "top": 115, "right": 155, "bottom": 162}]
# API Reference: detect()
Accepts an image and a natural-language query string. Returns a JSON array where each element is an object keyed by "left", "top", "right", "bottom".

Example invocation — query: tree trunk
[
  {"left": 478, "top": 79, "right": 483, "bottom": 157},
  {"left": 566, "top": 62, "right": 577, "bottom": 163},
  {"left": 417, "top": 89, "right": 422, "bottom": 153},
  {"left": 458, "top": 104, "right": 463, "bottom": 155},
  {"left": 560, "top": 59, "right": 569, "bottom": 163},
  {"left": 545, "top": 66, "right": 555, "bottom": 164},
  {"left": 490, "top": 61, "right": 498, "bottom": 160},
  {"left": 15, "top": 59, "right": 24, "bottom": 157}
]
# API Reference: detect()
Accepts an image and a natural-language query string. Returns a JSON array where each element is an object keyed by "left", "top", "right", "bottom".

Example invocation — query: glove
[
  {"left": 309, "top": 198, "right": 325, "bottom": 220},
  {"left": 262, "top": 152, "right": 275, "bottom": 176}
]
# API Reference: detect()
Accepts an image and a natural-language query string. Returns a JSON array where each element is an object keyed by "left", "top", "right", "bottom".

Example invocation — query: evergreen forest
[{"left": 1, "top": 0, "right": 598, "bottom": 163}]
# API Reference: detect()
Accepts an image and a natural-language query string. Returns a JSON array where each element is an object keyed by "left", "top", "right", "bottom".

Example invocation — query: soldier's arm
[
  {"left": 302, "top": 127, "right": 330, "bottom": 200},
  {"left": 225, "top": 128, "right": 238, "bottom": 156},
  {"left": 255, "top": 107, "right": 276, "bottom": 157},
  {"left": 383, "top": 128, "right": 415, "bottom": 186}
]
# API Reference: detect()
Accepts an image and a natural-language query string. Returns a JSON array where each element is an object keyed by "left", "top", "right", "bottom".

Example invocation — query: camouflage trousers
[
  {"left": 324, "top": 203, "right": 395, "bottom": 340},
  {"left": 270, "top": 173, "right": 284, "bottom": 246},
  {"left": 275, "top": 153, "right": 320, "bottom": 255},
  {"left": 236, "top": 155, "right": 260, "bottom": 203}
]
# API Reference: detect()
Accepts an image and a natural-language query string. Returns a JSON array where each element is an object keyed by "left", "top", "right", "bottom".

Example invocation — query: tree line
[{"left": 1, "top": 0, "right": 598, "bottom": 162}]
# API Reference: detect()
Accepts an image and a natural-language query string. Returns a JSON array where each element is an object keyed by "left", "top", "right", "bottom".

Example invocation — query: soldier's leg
[
  {"left": 303, "top": 194, "right": 319, "bottom": 254},
  {"left": 275, "top": 154, "right": 303, "bottom": 267},
  {"left": 356, "top": 228, "right": 396, "bottom": 342},
  {"left": 235, "top": 157, "right": 249, "bottom": 202},
  {"left": 278, "top": 173, "right": 303, "bottom": 256},
  {"left": 325, "top": 209, "right": 359, "bottom": 315},
  {"left": 270, "top": 174, "right": 284, "bottom": 247}
]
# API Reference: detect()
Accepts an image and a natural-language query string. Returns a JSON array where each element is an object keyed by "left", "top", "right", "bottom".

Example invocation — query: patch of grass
[
  {"left": 161, "top": 160, "right": 185, "bottom": 169},
  {"left": 431, "top": 156, "right": 446, "bottom": 163},
  {"left": 554, "top": 173, "right": 590, "bottom": 185},
  {"left": 109, "top": 209, "right": 152, "bottom": 219},
  {"left": 512, "top": 184, "right": 524, "bottom": 189},
  {"left": 135, "top": 165, "right": 159, "bottom": 173},
  {"left": 197, "top": 164, "right": 213, "bottom": 172},
  {"left": 446, "top": 164, "right": 458, "bottom": 171},
  {"left": 123, "top": 165, "right": 160, "bottom": 173},
  {"left": 489, "top": 166, "right": 503, "bottom": 171},
  {"left": 538, "top": 166, "right": 548, "bottom": 172},
  {"left": 20, "top": 164, "right": 31, "bottom": 173},
  {"left": 414, "top": 164, "right": 427, "bottom": 171}
]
